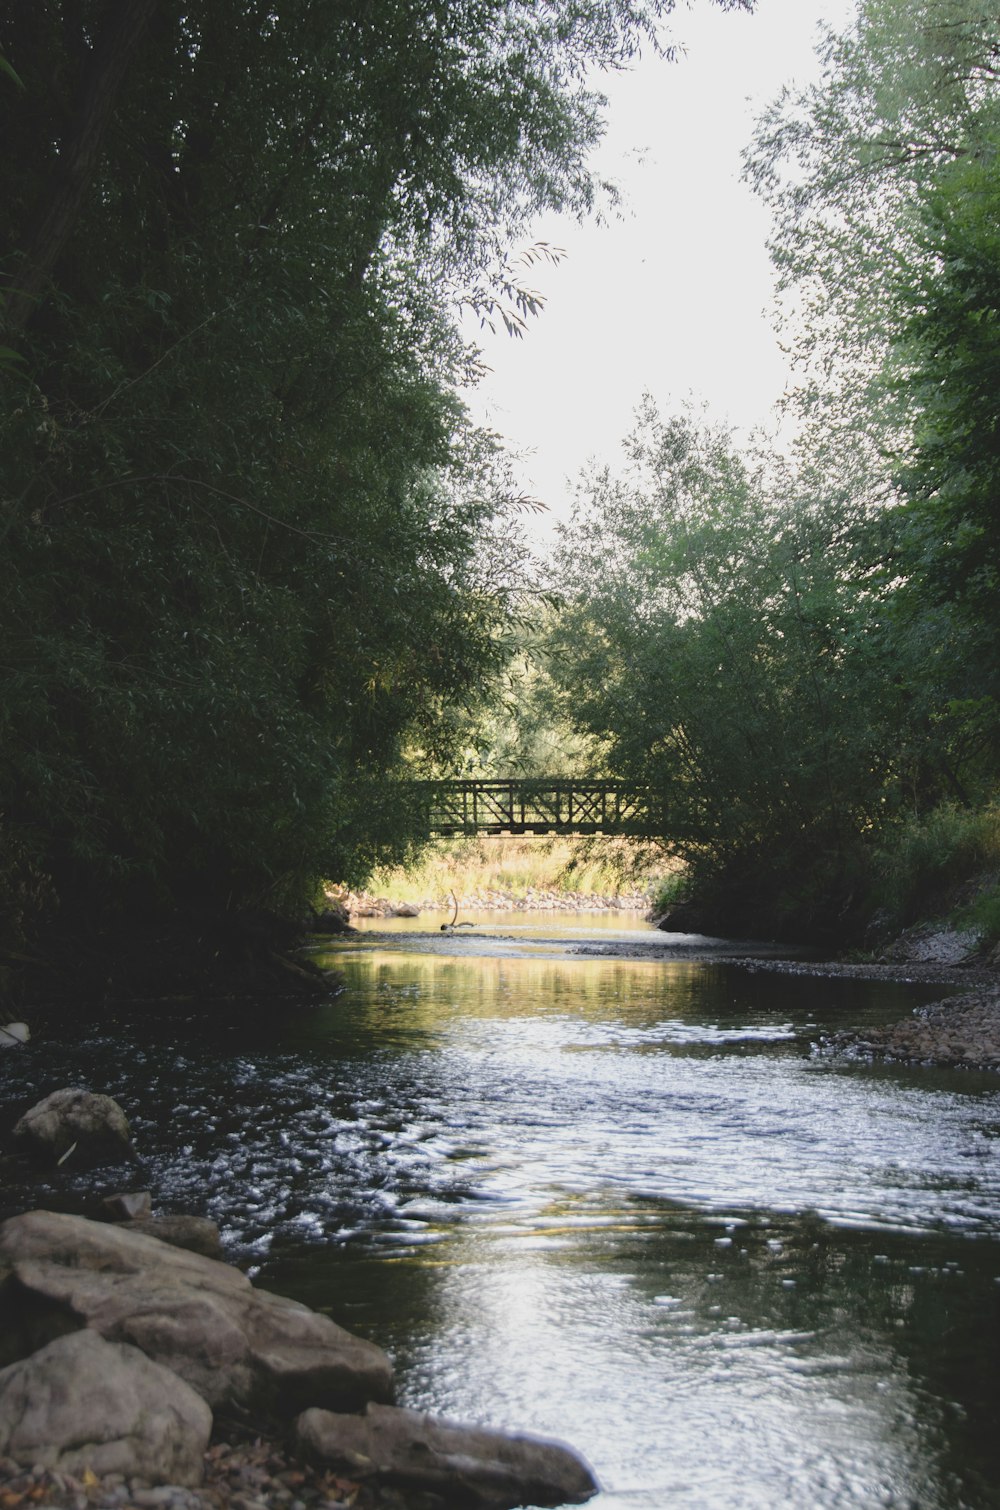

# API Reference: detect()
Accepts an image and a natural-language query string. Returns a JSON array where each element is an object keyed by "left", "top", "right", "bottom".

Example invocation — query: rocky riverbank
[
  {"left": 0, "top": 1209, "right": 597, "bottom": 1510},
  {"left": 819, "top": 988, "right": 1000, "bottom": 1071},
  {"left": 0, "top": 1088, "right": 598, "bottom": 1510},
  {"left": 729, "top": 914, "right": 1000, "bottom": 1070},
  {"left": 570, "top": 914, "right": 1000, "bottom": 1072}
]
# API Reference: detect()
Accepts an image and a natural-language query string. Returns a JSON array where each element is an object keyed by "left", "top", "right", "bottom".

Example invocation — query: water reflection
[
  {"left": 2, "top": 924, "right": 999, "bottom": 1506},
  {"left": 263, "top": 1203, "right": 999, "bottom": 1509}
]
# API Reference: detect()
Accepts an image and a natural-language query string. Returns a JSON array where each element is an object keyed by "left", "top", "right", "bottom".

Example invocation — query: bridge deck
[{"left": 411, "top": 779, "right": 656, "bottom": 837}]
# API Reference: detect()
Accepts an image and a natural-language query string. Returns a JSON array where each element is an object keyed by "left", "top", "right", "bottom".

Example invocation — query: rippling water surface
[{"left": 4, "top": 915, "right": 1000, "bottom": 1508}]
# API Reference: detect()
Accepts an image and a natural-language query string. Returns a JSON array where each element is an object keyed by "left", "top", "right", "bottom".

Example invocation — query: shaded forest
[
  {"left": 1, "top": 0, "right": 750, "bottom": 994},
  {"left": 3, "top": 0, "right": 999, "bottom": 989}
]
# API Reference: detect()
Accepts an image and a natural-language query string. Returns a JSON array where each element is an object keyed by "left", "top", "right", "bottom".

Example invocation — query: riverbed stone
[
  {"left": 0, "top": 1329, "right": 211, "bottom": 1485},
  {"left": 121, "top": 1213, "right": 224, "bottom": 1258},
  {"left": 0, "top": 1210, "right": 393, "bottom": 1414},
  {"left": 294, "top": 1401, "right": 599, "bottom": 1509},
  {"left": 13, "top": 1087, "right": 133, "bottom": 1166},
  {"left": 825, "top": 990, "right": 1000, "bottom": 1070},
  {"left": 880, "top": 921, "right": 981, "bottom": 966},
  {"left": 102, "top": 1189, "right": 154, "bottom": 1221}
]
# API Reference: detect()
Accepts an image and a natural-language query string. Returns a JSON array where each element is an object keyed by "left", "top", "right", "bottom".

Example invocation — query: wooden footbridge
[{"left": 409, "top": 779, "right": 657, "bottom": 837}]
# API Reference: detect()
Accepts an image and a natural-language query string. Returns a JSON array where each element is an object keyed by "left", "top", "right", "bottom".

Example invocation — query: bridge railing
[{"left": 410, "top": 778, "right": 657, "bottom": 837}]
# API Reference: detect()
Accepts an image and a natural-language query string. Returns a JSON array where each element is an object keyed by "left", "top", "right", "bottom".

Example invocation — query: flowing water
[{"left": 4, "top": 913, "right": 1000, "bottom": 1508}]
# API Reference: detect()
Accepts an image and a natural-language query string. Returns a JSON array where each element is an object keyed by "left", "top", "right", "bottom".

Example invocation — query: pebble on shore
[
  {"left": 825, "top": 990, "right": 1000, "bottom": 1071},
  {"left": 0, "top": 1436, "right": 394, "bottom": 1510}
]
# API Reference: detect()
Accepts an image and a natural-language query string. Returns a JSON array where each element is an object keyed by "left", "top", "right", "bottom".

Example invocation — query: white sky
[{"left": 461, "top": 0, "right": 858, "bottom": 541}]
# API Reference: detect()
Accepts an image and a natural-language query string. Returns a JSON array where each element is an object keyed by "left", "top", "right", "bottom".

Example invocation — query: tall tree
[
  {"left": 746, "top": 0, "right": 1000, "bottom": 483},
  {"left": 0, "top": 1, "right": 752, "bottom": 984},
  {"left": 546, "top": 403, "right": 897, "bottom": 939},
  {"left": 747, "top": 0, "right": 1000, "bottom": 806}
]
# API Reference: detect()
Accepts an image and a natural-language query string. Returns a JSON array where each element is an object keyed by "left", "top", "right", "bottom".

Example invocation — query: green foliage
[
  {"left": 872, "top": 803, "right": 1000, "bottom": 933},
  {"left": 699, "top": 0, "right": 1000, "bottom": 938},
  {"left": 646, "top": 869, "right": 687, "bottom": 915},
  {"left": 436, "top": 608, "right": 604, "bottom": 778},
  {"left": 746, "top": 0, "right": 1000, "bottom": 496},
  {"left": 1, "top": 0, "right": 742, "bottom": 976},
  {"left": 546, "top": 402, "right": 901, "bottom": 939},
  {"left": 955, "top": 885, "right": 1000, "bottom": 950},
  {"left": 888, "top": 155, "right": 1000, "bottom": 780}
]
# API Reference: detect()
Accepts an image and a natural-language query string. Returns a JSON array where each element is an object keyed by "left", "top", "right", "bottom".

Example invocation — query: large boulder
[
  {"left": 0, "top": 1210, "right": 393, "bottom": 1415},
  {"left": 0, "top": 1329, "right": 211, "bottom": 1485},
  {"left": 13, "top": 1088, "right": 133, "bottom": 1167},
  {"left": 389, "top": 902, "right": 420, "bottom": 918},
  {"left": 295, "top": 1401, "right": 598, "bottom": 1509}
]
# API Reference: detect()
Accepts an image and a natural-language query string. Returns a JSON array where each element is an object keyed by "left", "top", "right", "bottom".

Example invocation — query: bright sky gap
[{"left": 460, "top": 0, "right": 858, "bottom": 540}]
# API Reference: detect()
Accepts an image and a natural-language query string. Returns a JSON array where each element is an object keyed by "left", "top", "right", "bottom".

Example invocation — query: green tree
[
  {"left": 0, "top": 1, "right": 753, "bottom": 987},
  {"left": 547, "top": 403, "right": 900, "bottom": 939},
  {"left": 746, "top": 0, "right": 1000, "bottom": 487},
  {"left": 747, "top": 0, "right": 1000, "bottom": 810}
]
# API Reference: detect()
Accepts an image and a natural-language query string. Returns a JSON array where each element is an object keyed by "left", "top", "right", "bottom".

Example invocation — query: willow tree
[
  {"left": 0, "top": 1, "right": 753, "bottom": 984},
  {"left": 546, "top": 402, "right": 900, "bottom": 940},
  {"left": 748, "top": 0, "right": 1000, "bottom": 809}
]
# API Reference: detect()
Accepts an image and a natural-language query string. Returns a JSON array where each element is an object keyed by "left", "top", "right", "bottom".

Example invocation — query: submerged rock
[
  {"left": 295, "top": 1400, "right": 599, "bottom": 1509},
  {"left": 0, "top": 1210, "right": 393, "bottom": 1414},
  {"left": 0, "top": 1329, "right": 211, "bottom": 1485}
]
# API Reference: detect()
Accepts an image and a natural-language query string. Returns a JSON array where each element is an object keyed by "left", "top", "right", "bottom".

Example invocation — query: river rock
[
  {"left": 13, "top": 1087, "right": 133, "bottom": 1166},
  {"left": 311, "top": 906, "right": 356, "bottom": 934},
  {"left": 121, "top": 1213, "right": 224, "bottom": 1258},
  {"left": 0, "top": 1329, "right": 211, "bottom": 1485},
  {"left": 102, "top": 1189, "right": 154, "bottom": 1221},
  {"left": 0, "top": 1210, "right": 393, "bottom": 1414},
  {"left": 295, "top": 1401, "right": 599, "bottom": 1509},
  {"left": 880, "top": 921, "right": 981, "bottom": 966}
]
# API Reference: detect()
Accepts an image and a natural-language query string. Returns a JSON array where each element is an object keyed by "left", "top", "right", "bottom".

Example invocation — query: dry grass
[{"left": 363, "top": 834, "right": 675, "bottom": 906}]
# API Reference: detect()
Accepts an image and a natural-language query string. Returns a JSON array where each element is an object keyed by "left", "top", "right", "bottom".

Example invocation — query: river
[{"left": 4, "top": 912, "right": 1000, "bottom": 1508}]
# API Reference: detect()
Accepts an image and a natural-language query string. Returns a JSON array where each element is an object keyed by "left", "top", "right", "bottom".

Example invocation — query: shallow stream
[{"left": 4, "top": 912, "right": 1000, "bottom": 1508}]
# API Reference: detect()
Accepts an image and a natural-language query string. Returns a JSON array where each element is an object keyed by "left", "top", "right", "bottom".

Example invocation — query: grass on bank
[
  {"left": 875, "top": 801, "right": 1000, "bottom": 947},
  {"left": 358, "top": 834, "right": 675, "bottom": 908},
  {"left": 341, "top": 799, "right": 1000, "bottom": 946}
]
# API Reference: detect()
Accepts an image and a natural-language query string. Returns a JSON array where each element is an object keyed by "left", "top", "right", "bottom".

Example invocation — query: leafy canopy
[{"left": 0, "top": 0, "right": 752, "bottom": 971}]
